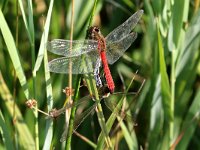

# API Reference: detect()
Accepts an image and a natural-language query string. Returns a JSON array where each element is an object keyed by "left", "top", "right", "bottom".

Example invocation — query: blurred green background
[{"left": 0, "top": 0, "right": 200, "bottom": 150}]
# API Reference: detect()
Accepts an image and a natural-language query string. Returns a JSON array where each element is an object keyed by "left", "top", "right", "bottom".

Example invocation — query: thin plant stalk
[
  {"left": 33, "top": 72, "right": 39, "bottom": 150},
  {"left": 65, "top": 3, "right": 76, "bottom": 147},
  {"left": 85, "top": 0, "right": 113, "bottom": 149},
  {"left": 65, "top": 0, "right": 75, "bottom": 149},
  {"left": 68, "top": 0, "right": 74, "bottom": 100},
  {"left": 88, "top": 0, "right": 98, "bottom": 27},
  {"left": 66, "top": 77, "right": 81, "bottom": 149},
  {"left": 96, "top": 102, "right": 113, "bottom": 149},
  {"left": 170, "top": 49, "right": 175, "bottom": 142},
  {"left": 27, "top": 0, "right": 39, "bottom": 148},
  {"left": 13, "top": 0, "right": 19, "bottom": 148},
  {"left": 74, "top": 131, "right": 97, "bottom": 148}
]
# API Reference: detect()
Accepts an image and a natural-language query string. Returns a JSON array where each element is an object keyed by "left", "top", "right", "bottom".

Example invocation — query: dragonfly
[{"left": 47, "top": 10, "right": 143, "bottom": 93}]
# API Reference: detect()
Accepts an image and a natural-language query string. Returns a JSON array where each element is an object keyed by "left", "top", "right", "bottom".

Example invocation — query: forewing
[
  {"left": 47, "top": 39, "right": 98, "bottom": 57},
  {"left": 106, "top": 32, "right": 137, "bottom": 64},
  {"left": 48, "top": 51, "right": 99, "bottom": 74},
  {"left": 105, "top": 10, "right": 143, "bottom": 43}
]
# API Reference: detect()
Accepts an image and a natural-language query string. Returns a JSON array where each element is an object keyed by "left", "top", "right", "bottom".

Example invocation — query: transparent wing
[
  {"left": 51, "top": 93, "right": 137, "bottom": 142},
  {"left": 105, "top": 10, "right": 143, "bottom": 43},
  {"left": 59, "top": 95, "right": 95, "bottom": 142},
  {"left": 48, "top": 51, "right": 99, "bottom": 74},
  {"left": 48, "top": 95, "right": 93, "bottom": 118},
  {"left": 47, "top": 39, "right": 98, "bottom": 57},
  {"left": 60, "top": 103, "right": 97, "bottom": 142},
  {"left": 106, "top": 32, "right": 137, "bottom": 64}
]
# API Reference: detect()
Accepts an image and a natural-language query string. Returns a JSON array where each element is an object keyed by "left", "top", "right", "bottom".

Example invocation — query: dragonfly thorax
[
  {"left": 87, "top": 26, "right": 106, "bottom": 52},
  {"left": 87, "top": 26, "right": 103, "bottom": 40}
]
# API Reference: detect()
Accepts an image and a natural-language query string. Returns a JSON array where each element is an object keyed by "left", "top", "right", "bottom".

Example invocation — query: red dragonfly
[{"left": 47, "top": 10, "right": 143, "bottom": 93}]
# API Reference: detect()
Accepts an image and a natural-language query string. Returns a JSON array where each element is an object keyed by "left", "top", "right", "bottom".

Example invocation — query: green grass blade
[
  {"left": 119, "top": 119, "right": 137, "bottom": 150},
  {"left": 168, "top": 0, "right": 189, "bottom": 50},
  {"left": 96, "top": 75, "right": 136, "bottom": 149},
  {"left": 0, "top": 9, "right": 29, "bottom": 99},
  {"left": 157, "top": 19, "right": 172, "bottom": 148},
  {"left": 176, "top": 89, "right": 200, "bottom": 149},
  {"left": 157, "top": 20, "right": 171, "bottom": 113},
  {"left": 0, "top": 72, "right": 35, "bottom": 149},
  {"left": 35, "top": 0, "right": 54, "bottom": 149},
  {"left": 148, "top": 18, "right": 172, "bottom": 149},
  {"left": 0, "top": 111, "right": 14, "bottom": 150},
  {"left": 27, "top": 0, "right": 34, "bottom": 42},
  {"left": 87, "top": 0, "right": 99, "bottom": 28},
  {"left": 176, "top": 10, "right": 200, "bottom": 76},
  {"left": 18, "top": 0, "right": 33, "bottom": 43},
  {"left": 42, "top": 41, "right": 54, "bottom": 150},
  {"left": 148, "top": 76, "right": 164, "bottom": 149},
  {"left": 34, "top": 0, "right": 54, "bottom": 72},
  {"left": 66, "top": 0, "right": 99, "bottom": 35},
  {"left": 66, "top": 77, "right": 81, "bottom": 149}
]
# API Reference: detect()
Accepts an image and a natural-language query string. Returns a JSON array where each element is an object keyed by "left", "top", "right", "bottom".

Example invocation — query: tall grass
[{"left": 0, "top": 0, "right": 200, "bottom": 150}]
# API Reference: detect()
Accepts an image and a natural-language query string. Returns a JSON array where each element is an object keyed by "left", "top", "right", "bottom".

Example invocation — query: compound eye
[{"left": 94, "top": 27, "right": 99, "bottom": 32}]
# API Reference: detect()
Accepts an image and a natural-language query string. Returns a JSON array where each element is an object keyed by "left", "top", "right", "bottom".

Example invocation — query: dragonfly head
[{"left": 87, "top": 26, "right": 102, "bottom": 40}]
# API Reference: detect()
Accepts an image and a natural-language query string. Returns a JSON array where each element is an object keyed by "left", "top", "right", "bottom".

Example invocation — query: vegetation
[{"left": 0, "top": 0, "right": 200, "bottom": 150}]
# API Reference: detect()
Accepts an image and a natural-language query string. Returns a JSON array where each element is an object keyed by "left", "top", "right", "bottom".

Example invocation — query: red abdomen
[{"left": 100, "top": 51, "right": 115, "bottom": 93}]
